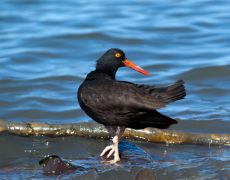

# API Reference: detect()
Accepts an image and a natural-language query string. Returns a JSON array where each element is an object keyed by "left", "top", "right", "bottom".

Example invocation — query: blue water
[
  {"left": 1, "top": 0, "right": 230, "bottom": 124},
  {"left": 0, "top": 0, "right": 230, "bottom": 179}
]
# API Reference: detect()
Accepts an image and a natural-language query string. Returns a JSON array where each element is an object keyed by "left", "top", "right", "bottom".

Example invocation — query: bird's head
[{"left": 96, "top": 48, "right": 149, "bottom": 77}]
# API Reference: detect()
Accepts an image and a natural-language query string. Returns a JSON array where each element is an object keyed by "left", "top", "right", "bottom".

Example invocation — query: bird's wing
[{"left": 79, "top": 81, "right": 168, "bottom": 114}]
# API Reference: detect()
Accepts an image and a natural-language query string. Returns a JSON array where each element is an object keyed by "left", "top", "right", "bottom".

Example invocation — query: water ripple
[{"left": 1, "top": 0, "right": 230, "bottom": 126}]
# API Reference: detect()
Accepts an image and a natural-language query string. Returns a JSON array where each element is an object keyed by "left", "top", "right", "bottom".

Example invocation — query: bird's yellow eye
[{"left": 115, "top": 52, "right": 121, "bottom": 58}]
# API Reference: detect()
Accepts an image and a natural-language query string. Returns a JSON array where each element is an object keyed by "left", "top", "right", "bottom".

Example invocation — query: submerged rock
[{"left": 39, "top": 155, "right": 78, "bottom": 175}]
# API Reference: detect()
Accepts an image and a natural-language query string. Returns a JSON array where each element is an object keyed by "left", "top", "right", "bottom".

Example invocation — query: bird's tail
[
  {"left": 131, "top": 110, "right": 177, "bottom": 129},
  {"left": 160, "top": 80, "right": 186, "bottom": 104}
]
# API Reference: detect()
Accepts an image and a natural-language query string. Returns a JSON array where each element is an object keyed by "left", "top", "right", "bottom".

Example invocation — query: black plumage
[{"left": 77, "top": 48, "right": 186, "bottom": 163}]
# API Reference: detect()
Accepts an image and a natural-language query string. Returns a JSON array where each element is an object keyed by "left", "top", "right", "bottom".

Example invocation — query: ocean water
[{"left": 0, "top": 0, "right": 230, "bottom": 179}]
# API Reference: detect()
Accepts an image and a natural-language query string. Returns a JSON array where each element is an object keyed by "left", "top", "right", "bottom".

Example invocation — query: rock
[{"left": 39, "top": 155, "right": 77, "bottom": 175}]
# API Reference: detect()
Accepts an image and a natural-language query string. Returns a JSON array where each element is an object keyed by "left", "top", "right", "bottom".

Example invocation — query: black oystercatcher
[{"left": 77, "top": 48, "right": 186, "bottom": 163}]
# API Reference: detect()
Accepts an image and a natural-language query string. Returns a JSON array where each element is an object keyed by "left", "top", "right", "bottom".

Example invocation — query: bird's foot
[
  {"left": 102, "top": 159, "right": 120, "bottom": 164},
  {"left": 100, "top": 129, "right": 124, "bottom": 164},
  {"left": 100, "top": 143, "right": 120, "bottom": 164},
  {"left": 102, "top": 154, "right": 120, "bottom": 164},
  {"left": 100, "top": 144, "right": 115, "bottom": 158}
]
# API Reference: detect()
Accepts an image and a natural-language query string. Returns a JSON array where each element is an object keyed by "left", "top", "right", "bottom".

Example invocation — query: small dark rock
[{"left": 39, "top": 155, "right": 77, "bottom": 175}]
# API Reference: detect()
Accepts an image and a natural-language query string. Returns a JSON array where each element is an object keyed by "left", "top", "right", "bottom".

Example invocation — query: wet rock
[
  {"left": 39, "top": 155, "right": 78, "bottom": 175},
  {"left": 0, "top": 120, "right": 7, "bottom": 133}
]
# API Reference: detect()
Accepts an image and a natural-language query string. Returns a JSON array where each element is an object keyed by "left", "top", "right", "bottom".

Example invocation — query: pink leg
[{"left": 100, "top": 127, "right": 125, "bottom": 164}]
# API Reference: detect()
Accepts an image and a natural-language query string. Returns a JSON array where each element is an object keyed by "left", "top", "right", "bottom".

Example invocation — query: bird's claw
[
  {"left": 100, "top": 145, "right": 115, "bottom": 158},
  {"left": 100, "top": 145, "right": 114, "bottom": 157},
  {"left": 106, "top": 147, "right": 115, "bottom": 158},
  {"left": 100, "top": 144, "right": 121, "bottom": 164},
  {"left": 102, "top": 157, "right": 120, "bottom": 164}
]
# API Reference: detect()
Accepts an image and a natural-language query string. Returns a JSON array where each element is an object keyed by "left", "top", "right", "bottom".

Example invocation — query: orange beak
[{"left": 123, "top": 59, "right": 149, "bottom": 76}]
